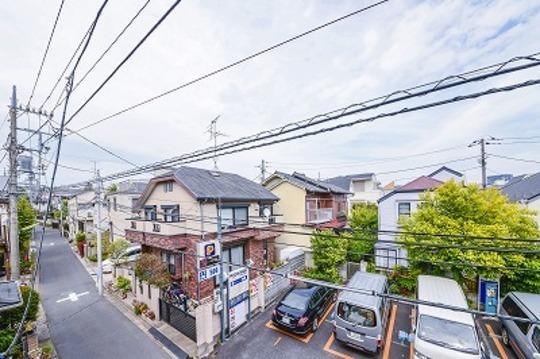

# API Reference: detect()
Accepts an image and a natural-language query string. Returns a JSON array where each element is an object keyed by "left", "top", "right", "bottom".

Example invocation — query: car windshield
[
  {"left": 281, "top": 290, "right": 309, "bottom": 311},
  {"left": 417, "top": 315, "right": 479, "bottom": 354},
  {"left": 533, "top": 326, "right": 540, "bottom": 352},
  {"left": 337, "top": 302, "right": 376, "bottom": 327}
]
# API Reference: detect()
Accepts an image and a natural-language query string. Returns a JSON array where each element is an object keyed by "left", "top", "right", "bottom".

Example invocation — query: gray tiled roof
[
  {"left": 501, "top": 172, "right": 540, "bottom": 202},
  {"left": 116, "top": 180, "right": 149, "bottom": 194},
  {"left": 324, "top": 173, "right": 374, "bottom": 191},
  {"left": 173, "top": 166, "right": 278, "bottom": 201},
  {"left": 272, "top": 171, "right": 350, "bottom": 194}
]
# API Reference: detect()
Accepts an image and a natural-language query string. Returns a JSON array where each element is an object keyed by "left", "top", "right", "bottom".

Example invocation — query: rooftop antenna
[{"left": 206, "top": 115, "right": 227, "bottom": 170}]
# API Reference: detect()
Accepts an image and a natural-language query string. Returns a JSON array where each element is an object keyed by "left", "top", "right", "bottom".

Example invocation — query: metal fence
[
  {"left": 264, "top": 253, "right": 305, "bottom": 305},
  {"left": 159, "top": 299, "right": 197, "bottom": 342}
]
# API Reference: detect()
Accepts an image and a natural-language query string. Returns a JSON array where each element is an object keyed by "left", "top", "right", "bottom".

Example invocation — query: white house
[
  {"left": 376, "top": 166, "right": 463, "bottom": 269},
  {"left": 324, "top": 173, "right": 383, "bottom": 209},
  {"left": 66, "top": 184, "right": 108, "bottom": 237},
  {"left": 501, "top": 171, "right": 540, "bottom": 226},
  {"left": 104, "top": 180, "right": 148, "bottom": 241}
]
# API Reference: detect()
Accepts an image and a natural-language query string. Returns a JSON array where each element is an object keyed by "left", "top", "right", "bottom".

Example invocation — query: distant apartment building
[{"left": 325, "top": 172, "right": 383, "bottom": 209}]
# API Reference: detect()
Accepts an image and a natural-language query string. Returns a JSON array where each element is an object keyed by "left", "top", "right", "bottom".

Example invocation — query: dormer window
[
  {"left": 163, "top": 182, "right": 173, "bottom": 193},
  {"left": 144, "top": 205, "right": 157, "bottom": 221},
  {"left": 162, "top": 205, "right": 180, "bottom": 222}
]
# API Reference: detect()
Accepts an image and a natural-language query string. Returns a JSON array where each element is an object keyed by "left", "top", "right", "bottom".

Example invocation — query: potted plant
[
  {"left": 115, "top": 276, "right": 132, "bottom": 299},
  {"left": 75, "top": 232, "right": 86, "bottom": 257}
]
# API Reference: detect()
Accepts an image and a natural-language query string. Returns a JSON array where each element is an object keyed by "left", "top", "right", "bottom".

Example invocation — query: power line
[
  {"left": 61, "top": 0, "right": 183, "bottom": 129},
  {"left": 71, "top": 0, "right": 391, "bottom": 134},
  {"left": 27, "top": 0, "right": 67, "bottom": 106},
  {"left": 2, "top": 0, "right": 109, "bottom": 354},
  {"left": 488, "top": 152, "right": 540, "bottom": 164}
]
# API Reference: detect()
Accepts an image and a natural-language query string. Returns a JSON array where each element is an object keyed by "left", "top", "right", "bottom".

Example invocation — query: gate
[
  {"left": 159, "top": 299, "right": 197, "bottom": 342},
  {"left": 264, "top": 253, "right": 305, "bottom": 305}
]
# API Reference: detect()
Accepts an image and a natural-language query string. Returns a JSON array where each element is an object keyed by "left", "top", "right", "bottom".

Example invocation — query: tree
[
  {"left": 401, "top": 180, "right": 540, "bottom": 293},
  {"left": 18, "top": 197, "right": 37, "bottom": 269},
  {"left": 107, "top": 183, "right": 118, "bottom": 193},
  {"left": 347, "top": 203, "right": 378, "bottom": 262},
  {"left": 108, "top": 238, "right": 130, "bottom": 277},
  {"left": 305, "top": 230, "right": 347, "bottom": 283},
  {"left": 134, "top": 253, "right": 171, "bottom": 288}
]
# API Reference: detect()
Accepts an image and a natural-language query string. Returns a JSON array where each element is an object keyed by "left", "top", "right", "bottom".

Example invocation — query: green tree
[
  {"left": 347, "top": 203, "right": 378, "bottom": 262},
  {"left": 305, "top": 230, "right": 347, "bottom": 283},
  {"left": 108, "top": 238, "right": 130, "bottom": 277},
  {"left": 401, "top": 180, "right": 540, "bottom": 293},
  {"left": 134, "top": 253, "right": 171, "bottom": 288},
  {"left": 107, "top": 183, "right": 118, "bottom": 193},
  {"left": 18, "top": 197, "right": 37, "bottom": 267}
]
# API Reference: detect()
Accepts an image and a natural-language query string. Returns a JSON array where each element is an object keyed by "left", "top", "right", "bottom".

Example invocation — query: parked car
[
  {"left": 500, "top": 292, "right": 540, "bottom": 359},
  {"left": 102, "top": 244, "right": 141, "bottom": 273},
  {"left": 414, "top": 275, "right": 485, "bottom": 359},
  {"left": 272, "top": 283, "right": 336, "bottom": 335},
  {"left": 333, "top": 271, "right": 389, "bottom": 354}
]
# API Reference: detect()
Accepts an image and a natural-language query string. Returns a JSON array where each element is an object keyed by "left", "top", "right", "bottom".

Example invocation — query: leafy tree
[
  {"left": 107, "top": 183, "right": 118, "bottom": 193},
  {"left": 347, "top": 203, "right": 378, "bottom": 262},
  {"left": 401, "top": 180, "right": 540, "bottom": 293},
  {"left": 108, "top": 238, "right": 130, "bottom": 276},
  {"left": 17, "top": 197, "right": 37, "bottom": 265},
  {"left": 305, "top": 230, "right": 347, "bottom": 283},
  {"left": 134, "top": 253, "right": 171, "bottom": 288}
]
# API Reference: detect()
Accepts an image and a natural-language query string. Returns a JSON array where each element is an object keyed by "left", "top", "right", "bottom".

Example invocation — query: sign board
[
  {"left": 229, "top": 292, "right": 248, "bottom": 331},
  {"left": 197, "top": 240, "right": 221, "bottom": 259},
  {"left": 198, "top": 265, "right": 220, "bottom": 282},
  {"left": 478, "top": 278, "right": 499, "bottom": 314},
  {"left": 228, "top": 267, "right": 249, "bottom": 299}
]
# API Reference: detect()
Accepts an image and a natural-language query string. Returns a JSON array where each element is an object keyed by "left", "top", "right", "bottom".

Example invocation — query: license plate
[
  {"left": 348, "top": 331, "right": 364, "bottom": 342},
  {"left": 282, "top": 316, "right": 291, "bottom": 324}
]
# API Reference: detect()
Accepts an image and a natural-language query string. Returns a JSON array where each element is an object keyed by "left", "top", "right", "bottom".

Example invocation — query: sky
[{"left": 0, "top": 0, "right": 539, "bottom": 188}]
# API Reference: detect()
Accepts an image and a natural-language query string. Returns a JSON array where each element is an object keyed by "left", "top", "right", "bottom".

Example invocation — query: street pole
[
  {"left": 95, "top": 169, "right": 103, "bottom": 296},
  {"left": 8, "top": 85, "right": 20, "bottom": 281},
  {"left": 217, "top": 198, "right": 226, "bottom": 342},
  {"left": 59, "top": 199, "right": 64, "bottom": 239},
  {"left": 260, "top": 159, "right": 266, "bottom": 184},
  {"left": 480, "top": 138, "right": 487, "bottom": 189}
]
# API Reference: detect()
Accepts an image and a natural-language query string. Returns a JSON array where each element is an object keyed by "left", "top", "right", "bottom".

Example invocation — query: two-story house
[
  {"left": 501, "top": 171, "right": 540, "bottom": 226},
  {"left": 325, "top": 172, "right": 383, "bottom": 209},
  {"left": 105, "top": 180, "right": 148, "bottom": 240},
  {"left": 263, "top": 171, "right": 350, "bottom": 264},
  {"left": 66, "top": 183, "right": 108, "bottom": 238},
  {"left": 376, "top": 166, "right": 463, "bottom": 269}
]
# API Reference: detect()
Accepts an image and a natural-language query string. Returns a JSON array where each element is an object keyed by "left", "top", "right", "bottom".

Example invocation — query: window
[
  {"left": 398, "top": 202, "right": 411, "bottom": 218},
  {"left": 130, "top": 221, "right": 137, "bottom": 229},
  {"left": 532, "top": 326, "right": 540, "bottom": 352},
  {"left": 417, "top": 315, "right": 479, "bottom": 354},
  {"left": 144, "top": 206, "right": 157, "bottom": 221},
  {"left": 161, "top": 251, "right": 176, "bottom": 275},
  {"left": 337, "top": 302, "right": 377, "bottom": 327},
  {"left": 162, "top": 205, "right": 180, "bottom": 222},
  {"left": 220, "top": 206, "right": 249, "bottom": 228},
  {"left": 259, "top": 204, "right": 273, "bottom": 217},
  {"left": 113, "top": 197, "right": 117, "bottom": 211},
  {"left": 131, "top": 198, "right": 138, "bottom": 213},
  {"left": 163, "top": 181, "right": 173, "bottom": 193},
  {"left": 222, "top": 244, "right": 245, "bottom": 274},
  {"left": 353, "top": 180, "right": 365, "bottom": 192},
  {"left": 153, "top": 223, "right": 161, "bottom": 232},
  {"left": 502, "top": 296, "right": 530, "bottom": 334}
]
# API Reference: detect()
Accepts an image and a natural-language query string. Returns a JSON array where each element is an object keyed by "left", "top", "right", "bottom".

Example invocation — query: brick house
[{"left": 126, "top": 166, "right": 281, "bottom": 298}]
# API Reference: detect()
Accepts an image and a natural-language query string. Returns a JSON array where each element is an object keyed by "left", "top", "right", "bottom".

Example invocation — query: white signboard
[
  {"left": 228, "top": 267, "right": 249, "bottom": 299},
  {"left": 198, "top": 265, "right": 220, "bottom": 282},
  {"left": 197, "top": 240, "right": 221, "bottom": 259},
  {"left": 229, "top": 297, "right": 248, "bottom": 331}
]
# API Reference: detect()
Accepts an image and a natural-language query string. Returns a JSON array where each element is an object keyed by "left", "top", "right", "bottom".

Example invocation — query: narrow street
[{"left": 37, "top": 227, "right": 171, "bottom": 359}]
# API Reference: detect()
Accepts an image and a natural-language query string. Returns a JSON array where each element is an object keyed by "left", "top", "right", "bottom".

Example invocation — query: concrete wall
[{"left": 349, "top": 177, "right": 383, "bottom": 205}]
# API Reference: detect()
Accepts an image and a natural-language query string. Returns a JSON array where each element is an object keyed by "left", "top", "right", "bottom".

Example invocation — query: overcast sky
[{"left": 1, "top": 0, "right": 539, "bottom": 187}]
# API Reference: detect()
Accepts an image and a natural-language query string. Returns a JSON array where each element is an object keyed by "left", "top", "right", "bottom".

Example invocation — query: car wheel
[
  {"left": 501, "top": 328, "right": 509, "bottom": 346},
  {"left": 312, "top": 318, "right": 319, "bottom": 332}
]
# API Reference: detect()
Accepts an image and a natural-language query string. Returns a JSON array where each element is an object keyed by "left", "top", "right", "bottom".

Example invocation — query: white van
[{"left": 414, "top": 275, "right": 485, "bottom": 359}]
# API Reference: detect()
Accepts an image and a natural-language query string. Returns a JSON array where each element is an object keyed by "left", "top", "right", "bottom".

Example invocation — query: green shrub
[
  {"left": 116, "top": 276, "right": 132, "bottom": 293},
  {"left": 75, "top": 232, "right": 86, "bottom": 243},
  {"left": 387, "top": 266, "right": 418, "bottom": 297},
  {"left": 87, "top": 255, "right": 97, "bottom": 262},
  {"left": 0, "top": 286, "right": 40, "bottom": 329}
]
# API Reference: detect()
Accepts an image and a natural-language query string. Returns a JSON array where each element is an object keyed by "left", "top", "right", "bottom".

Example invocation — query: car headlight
[{"left": 414, "top": 350, "right": 431, "bottom": 359}]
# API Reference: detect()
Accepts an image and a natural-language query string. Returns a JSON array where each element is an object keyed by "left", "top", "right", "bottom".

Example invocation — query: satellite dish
[{"left": 262, "top": 207, "right": 271, "bottom": 218}]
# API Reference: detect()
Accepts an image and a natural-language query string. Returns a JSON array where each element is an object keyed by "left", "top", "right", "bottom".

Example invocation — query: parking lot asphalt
[
  {"left": 477, "top": 318, "right": 518, "bottom": 359},
  {"left": 214, "top": 301, "right": 413, "bottom": 359}
]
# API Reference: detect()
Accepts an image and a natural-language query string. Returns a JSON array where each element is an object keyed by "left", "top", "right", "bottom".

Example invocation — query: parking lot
[
  {"left": 214, "top": 301, "right": 413, "bottom": 359},
  {"left": 477, "top": 318, "right": 518, "bottom": 359}
]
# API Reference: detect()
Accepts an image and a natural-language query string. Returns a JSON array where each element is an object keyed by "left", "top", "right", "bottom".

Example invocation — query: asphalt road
[
  {"left": 37, "top": 228, "right": 170, "bottom": 359},
  {"left": 213, "top": 300, "right": 413, "bottom": 359}
]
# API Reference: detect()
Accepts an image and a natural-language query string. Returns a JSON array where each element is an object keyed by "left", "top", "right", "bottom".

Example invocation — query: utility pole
[
  {"left": 95, "top": 168, "right": 103, "bottom": 296},
  {"left": 9, "top": 85, "right": 20, "bottom": 281},
  {"left": 469, "top": 137, "right": 500, "bottom": 189},
  {"left": 207, "top": 116, "right": 226, "bottom": 170},
  {"left": 257, "top": 159, "right": 267, "bottom": 184},
  {"left": 217, "top": 198, "right": 226, "bottom": 342}
]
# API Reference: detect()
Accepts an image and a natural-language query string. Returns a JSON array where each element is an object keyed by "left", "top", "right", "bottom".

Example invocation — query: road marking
[
  {"left": 49, "top": 242, "right": 55, "bottom": 246},
  {"left": 383, "top": 304, "right": 398, "bottom": 359},
  {"left": 265, "top": 302, "right": 335, "bottom": 344},
  {"left": 323, "top": 333, "right": 353, "bottom": 359},
  {"left": 485, "top": 323, "right": 509, "bottom": 359},
  {"left": 56, "top": 291, "right": 89, "bottom": 303},
  {"left": 273, "top": 337, "right": 282, "bottom": 346}
]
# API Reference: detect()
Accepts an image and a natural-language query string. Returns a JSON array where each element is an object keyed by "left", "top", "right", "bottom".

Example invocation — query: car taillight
[
  {"left": 298, "top": 317, "right": 308, "bottom": 326},
  {"left": 376, "top": 334, "right": 382, "bottom": 348},
  {"left": 272, "top": 309, "right": 276, "bottom": 317}
]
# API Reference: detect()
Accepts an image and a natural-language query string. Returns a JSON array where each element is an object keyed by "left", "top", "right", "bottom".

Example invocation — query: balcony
[
  {"left": 307, "top": 208, "right": 333, "bottom": 224},
  {"left": 129, "top": 219, "right": 190, "bottom": 236}
]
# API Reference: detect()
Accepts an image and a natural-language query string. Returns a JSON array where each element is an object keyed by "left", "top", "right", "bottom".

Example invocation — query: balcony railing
[{"left": 307, "top": 208, "right": 333, "bottom": 224}]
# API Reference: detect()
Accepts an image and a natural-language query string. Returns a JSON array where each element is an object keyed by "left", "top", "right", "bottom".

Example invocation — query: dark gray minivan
[
  {"left": 332, "top": 271, "right": 389, "bottom": 353},
  {"left": 500, "top": 292, "right": 540, "bottom": 359}
]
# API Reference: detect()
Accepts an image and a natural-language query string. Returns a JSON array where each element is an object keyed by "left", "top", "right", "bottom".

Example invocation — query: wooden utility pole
[
  {"left": 9, "top": 85, "right": 19, "bottom": 280},
  {"left": 480, "top": 138, "right": 487, "bottom": 189}
]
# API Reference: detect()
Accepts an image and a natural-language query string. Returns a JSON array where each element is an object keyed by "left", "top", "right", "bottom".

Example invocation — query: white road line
[{"left": 56, "top": 291, "right": 90, "bottom": 303}]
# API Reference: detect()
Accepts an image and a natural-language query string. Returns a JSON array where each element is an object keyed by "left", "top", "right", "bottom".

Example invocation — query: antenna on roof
[{"left": 206, "top": 115, "right": 227, "bottom": 170}]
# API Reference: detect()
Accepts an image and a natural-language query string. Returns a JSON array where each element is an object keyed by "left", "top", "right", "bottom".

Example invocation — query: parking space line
[
  {"left": 273, "top": 337, "right": 282, "bottom": 346},
  {"left": 265, "top": 302, "right": 335, "bottom": 345},
  {"left": 383, "top": 304, "right": 397, "bottom": 359},
  {"left": 323, "top": 333, "right": 353, "bottom": 359},
  {"left": 410, "top": 307, "right": 416, "bottom": 359},
  {"left": 485, "top": 323, "right": 509, "bottom": 359}
]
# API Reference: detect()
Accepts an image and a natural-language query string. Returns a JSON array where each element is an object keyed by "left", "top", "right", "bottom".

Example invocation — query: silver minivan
[
  {"left": 332, "top": 271, "right": 389, "bottom": 353},
  {"left": 500, "top": 292, "right": 540, "bottom": 359}
]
